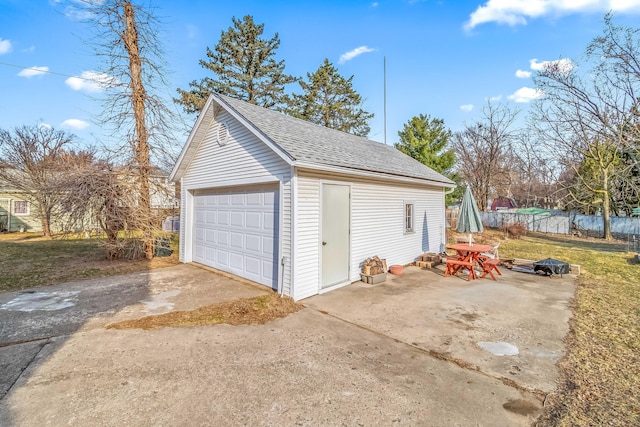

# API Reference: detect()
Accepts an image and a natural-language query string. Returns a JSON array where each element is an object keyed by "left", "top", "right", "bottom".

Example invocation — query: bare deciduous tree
[
  {"left": 531, "top": 13, "right": 640, "bottom": 239},
  {"left": 0, "top": 125, "right": 75, "bottom": 237},
  {"left": 64, "top": 0, "right": 180, "bottom": 258},
  {"left": 452, "top": 102, "right": 519, "bottom": 210}
]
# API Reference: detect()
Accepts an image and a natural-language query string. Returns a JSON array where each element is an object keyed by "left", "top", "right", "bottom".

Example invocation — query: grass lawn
[
  {"left": 470, "top": 230, "right": 639, "bottom": 426},
  {"left": 0, "top": 232, "right": 180, "bottom": 293}
]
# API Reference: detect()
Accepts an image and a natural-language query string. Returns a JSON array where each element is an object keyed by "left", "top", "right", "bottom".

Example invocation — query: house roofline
[{"left": 293, "top": 161, "right": 455, "bottom": 188}]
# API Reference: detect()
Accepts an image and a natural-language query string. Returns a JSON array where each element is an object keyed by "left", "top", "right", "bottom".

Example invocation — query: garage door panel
[
  {"left": 264, "top": 212, "right": 275, "bottom": 231},
  {"left": 246, "top": 212, "right": 261, "bottom": 229},
  {"left": 245, "top": 256, "right": 261, "bottom": 275},
  {"left": 194, "top": 244, "right": 205, "bottom": 260},
  {"left": 194, "top": 186, "right": 278, "bottom": 289},
  {"left": 230, "top": 211, "right": 244, "bottom": 227},
  {"left": 205, "top": 247, "right": 216, "bottom": 263},
  {"left": 262, "top": 260, "right": 274, "bottom": 280},
  {"left": 216, "top": 250, "right": 228, "bottom": 266},
  {"left": 229, "top": 253, "right": 243, "bottom": 269},
  {"left": 262, "top": 236, "right": 274, "bottom": 255},
  {"left": 217, "top": 211, "right": 229, "bottom": 225},
  {"left": 247, "top": 192, "right": 261, "bottom": 205},
  {"left": 245, "top": 234, "right": 261, "bottom": 252},
  {"left": 230, "top": 232, "right": 244, "bottom": 249}
]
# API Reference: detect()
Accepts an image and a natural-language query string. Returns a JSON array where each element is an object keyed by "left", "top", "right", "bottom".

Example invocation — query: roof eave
[
  {"left": 169, "top": 95, "right": 217, "bottom": 182},
  {"left": 293, "top": 161, "right": 456, "bottom": 188}
]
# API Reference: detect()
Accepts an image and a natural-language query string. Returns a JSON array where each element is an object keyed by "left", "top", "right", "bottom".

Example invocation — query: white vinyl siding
[
  {"left": 180, "top": 109, "right": 292, "bottom": 295},
  {"left": 182, "top": 110, "right": 287, "bottom": 189},
  {"left": 295, "top": 170, "right": 445, "bottom": 298},
  {"left": 293, "top": 174, "right": 321, "bottom": 300}
]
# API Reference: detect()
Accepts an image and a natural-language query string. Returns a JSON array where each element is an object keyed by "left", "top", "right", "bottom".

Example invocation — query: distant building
[{"left": 490, "top": 196, "right": 517, "bottom": 211}]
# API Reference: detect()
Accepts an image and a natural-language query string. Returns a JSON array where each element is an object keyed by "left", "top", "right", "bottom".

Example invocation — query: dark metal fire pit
[{"left": 533, "top": 258, "right": 570, "bottom": 277}]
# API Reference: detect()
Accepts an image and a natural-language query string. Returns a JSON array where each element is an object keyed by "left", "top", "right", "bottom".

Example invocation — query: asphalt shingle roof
[{"left": 216, "top": 94, "right": 454, "bottom": 186}]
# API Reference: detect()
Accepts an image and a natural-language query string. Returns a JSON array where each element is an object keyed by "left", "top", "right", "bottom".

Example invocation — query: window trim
[
  {"left": 13, "top": 200, "right": 29, "bottom": 216},
  {"left": 404, "top": 200, "right": 415, "bottom": 234}
]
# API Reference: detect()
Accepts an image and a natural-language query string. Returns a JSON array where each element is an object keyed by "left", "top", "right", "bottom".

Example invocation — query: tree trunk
[
  {"left": 123, "top": 1, "right": 153, "bottom": 259},
  {"left": 39, "top": 197, "right": 52, "bottom": 238},
  {"left": 602, "top": 171, "right": 612, "bottom": 240}
]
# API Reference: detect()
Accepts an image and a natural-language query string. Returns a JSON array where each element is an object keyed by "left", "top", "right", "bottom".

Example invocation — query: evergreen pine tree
[
  {"left": 175, "top": 15, "right": 296, "bottom": 113},
  {"left": 395, "top": 114, "right": 461, "bottom": 204},
  {"left": 286, "top": 58, "right": 373, "bottom": 137}
]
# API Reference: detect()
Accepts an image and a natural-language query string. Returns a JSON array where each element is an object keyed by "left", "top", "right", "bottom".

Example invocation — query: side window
[
  {"left": 14, "top": 200, "right": 29, "bottom": 215},
  {"left": 404, "top": 201, "right": 414, "bottom": 233}
]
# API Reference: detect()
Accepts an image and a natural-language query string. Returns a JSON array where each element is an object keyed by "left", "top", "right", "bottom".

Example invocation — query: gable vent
[{"left": 216, "top": 122, "right": 229, "bottom": 146}]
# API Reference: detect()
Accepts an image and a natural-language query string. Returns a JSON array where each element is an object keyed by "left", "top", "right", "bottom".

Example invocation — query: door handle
[{"left": 322, "top": 241, "right": 327, "bottom": 246}]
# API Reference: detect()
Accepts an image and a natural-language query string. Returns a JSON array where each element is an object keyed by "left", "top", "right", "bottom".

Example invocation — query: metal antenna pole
[{"left": 384, "top": 55, "right": 387, "bottom": 145}]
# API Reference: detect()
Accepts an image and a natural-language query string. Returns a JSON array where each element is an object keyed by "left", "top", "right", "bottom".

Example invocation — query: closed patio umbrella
[{"left": 456, "top": 186, "right": 484, "bottom": 246}]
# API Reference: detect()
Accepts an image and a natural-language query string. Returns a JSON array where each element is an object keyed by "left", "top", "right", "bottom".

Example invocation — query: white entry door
[{"left": 321, "top": 183, "right": 350, "bottom": 289}]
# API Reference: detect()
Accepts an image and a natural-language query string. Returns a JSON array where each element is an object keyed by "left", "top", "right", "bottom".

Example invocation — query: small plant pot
[{"left": 389, "top": 265, "right": 404, "bottom": 275}]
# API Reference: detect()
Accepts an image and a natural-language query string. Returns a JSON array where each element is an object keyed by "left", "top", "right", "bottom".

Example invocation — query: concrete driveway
[
  {"left": 306, "top": 265, "right": 576, "bottom": 395},
  {"left": 0, "top": 263, "right": 575, "bottom": 426}
]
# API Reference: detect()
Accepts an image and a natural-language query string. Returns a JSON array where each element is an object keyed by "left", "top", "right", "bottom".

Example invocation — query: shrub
[{"left": 501, "top": 222, "right": 527, "bottom": 239}]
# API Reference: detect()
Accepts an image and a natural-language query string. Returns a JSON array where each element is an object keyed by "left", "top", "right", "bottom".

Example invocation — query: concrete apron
[{"left": 305, "top": 265, "right": 577, "bottom": 395}]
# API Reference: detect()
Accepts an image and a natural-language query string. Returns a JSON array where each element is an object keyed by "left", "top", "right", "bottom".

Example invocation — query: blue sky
[{"left": 1, "top": 0, "right": 640, "bottom": 150}]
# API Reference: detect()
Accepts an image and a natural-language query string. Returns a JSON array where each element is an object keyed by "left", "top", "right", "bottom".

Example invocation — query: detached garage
[{"left": 170, "top": 93, "right": 455, "bottom": 300}]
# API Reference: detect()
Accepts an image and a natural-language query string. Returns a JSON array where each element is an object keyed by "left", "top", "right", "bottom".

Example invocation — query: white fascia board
[
  {"left": 212, "top": 93, "right": 294, "bottom": 166},
  {"left": 293, "top": 161, "right": 455, "bottom": 189},
  {"left": 169, "top": 95, "right": 216, "bottom": 182}
]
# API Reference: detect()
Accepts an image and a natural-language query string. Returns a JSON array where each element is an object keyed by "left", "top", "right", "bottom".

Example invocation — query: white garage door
[{"left": 193, "top": 185, "right": 279, "bottom": 288}]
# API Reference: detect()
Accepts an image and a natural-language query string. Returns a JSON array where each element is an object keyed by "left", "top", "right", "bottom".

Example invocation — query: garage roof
[{"left": 172, "top": 93, "right": 455, "bottom": 187}]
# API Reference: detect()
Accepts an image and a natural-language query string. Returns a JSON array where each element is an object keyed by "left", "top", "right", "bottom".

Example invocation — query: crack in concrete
[
  {"left": 308, "top": 306, "right": 546, "bottom": 402},
  {"left": 0, "top": 338, "right": 51, "bottom": 401}
]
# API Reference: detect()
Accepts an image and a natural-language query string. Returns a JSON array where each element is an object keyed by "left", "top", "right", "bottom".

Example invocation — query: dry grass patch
[
  {"left": 106, "top": 293, "right": 303, "bottom": 330},
  {"left": 0, "top": 233, "right": 179, "bottom": 293}
]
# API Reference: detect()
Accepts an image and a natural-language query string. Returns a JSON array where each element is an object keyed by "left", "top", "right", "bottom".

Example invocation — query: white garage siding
[
  {"left": 294, "top": 170, "right": 446, "bottom": 299},
  {"left": 193, "top": 185, "right": 279, "bottom": 288},
  {"left": 293, "top": 174, "right": 321, "bottom": 300},
  {"left": 179, "top": 109, "right": 292, "bottom": 294}
]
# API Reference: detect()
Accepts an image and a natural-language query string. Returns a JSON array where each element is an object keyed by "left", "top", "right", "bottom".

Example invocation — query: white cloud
[
  {"left": 65, "top": 71, "right": 117, "bottom": 92},
  {"left": 22, "top": 45, "right": 36, "bottom": 53},
  {"left": 372, "top": 2, "right": 379, "bottom": 6},
  {"left": 464, "top": 0, "right": 640, "bottom": 30},
  {"left": 339, "top": 46, "right": 376, "bottom": 64},
  {"left": 0, "top": 38, "right": 12, "bottom": 54},
  {"left": 17, "top": 66, "right": 49, "bottom": 78},
  {"left": 61, "top": 119, "right": 90, "bottom": 130},
  {"left": 460, "top": 104, "right": 474, "bottom": 112},
  {"left": 530, "top": 57, "right": 575, "bottom": 73},
  {"left": 38, "top": 122, "right": 52, "bottom": 130},
  {"left": 508, "top": 86, "right": 543, "bottom": 103},
  {"left": 515, "top": 69, "right": 532, "bottom": 78},
  {"left": 488, "top": 95, "right": 502, "bottom": 102}
]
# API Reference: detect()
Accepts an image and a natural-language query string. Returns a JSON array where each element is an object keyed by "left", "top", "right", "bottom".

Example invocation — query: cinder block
[
  {"left": 361, "top": 273, "right": 387, "bottom": 284},
  {"left": 570, "top": 264, "right": 581, "bottom": 275}
]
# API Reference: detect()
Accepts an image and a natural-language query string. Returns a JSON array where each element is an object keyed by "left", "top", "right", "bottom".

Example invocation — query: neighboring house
[
  {"left": 171, "top": 93, "right": 455, "bottom": 300},
  {"left": 490, "top": 196, "right": 517, "bottom": 211},
  {"left": 0, "top": 172, "right": 177, "bottom": 233},
  {"left": 0, "top": 193, "right": 40, "bottom": 232}
]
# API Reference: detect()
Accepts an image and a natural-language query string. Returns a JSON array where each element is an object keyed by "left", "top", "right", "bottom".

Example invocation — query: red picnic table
[{"left": 445, "top": 243, "right": 502, "bottom": 281}]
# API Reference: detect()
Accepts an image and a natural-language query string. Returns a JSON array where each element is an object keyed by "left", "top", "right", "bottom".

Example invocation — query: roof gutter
[{"left": 293, "top": 161, "right": 455, "bottom": 189}]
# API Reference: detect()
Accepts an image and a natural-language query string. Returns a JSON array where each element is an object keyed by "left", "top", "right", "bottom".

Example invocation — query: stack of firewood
[{"left": 362, "top": 256, "right": 387, "bottom": 275}]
